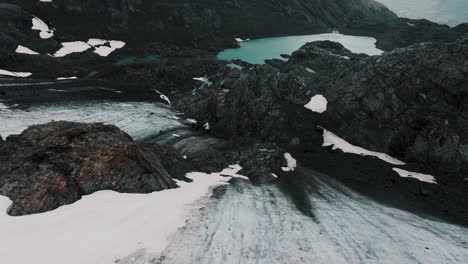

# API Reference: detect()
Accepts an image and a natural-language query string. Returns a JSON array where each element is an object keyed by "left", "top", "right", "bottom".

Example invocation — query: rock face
[
  {"left": 0, "top": 121, "right": 177, "bottom": 216},
  {"left": 174, "top": 34, "right": 468, "bottom": 182},
  {"left": 23, "top": 0, "right": 395, "bottom": 48}
]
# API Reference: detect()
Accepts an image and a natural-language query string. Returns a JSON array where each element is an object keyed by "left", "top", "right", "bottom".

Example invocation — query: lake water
[
  {"left": 377, "top": 0, "right": 468, "bottom": 26},
  {"left": 217, "top": 32, "right": 382, "bottom": 64}
]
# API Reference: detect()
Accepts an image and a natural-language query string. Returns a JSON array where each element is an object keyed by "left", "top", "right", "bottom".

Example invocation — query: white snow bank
[
  {"left": 0, "top": 101, "right": 184, "bottom": 139},
  {"left": 304, "top": 94, "right": 328, "bottom": 113},
  {"left": 0, "top": 166, "right": 248, "bottom": 264},
  {"left": 31, "top": 16, "right": 54, "bottom": 39},
  {"left": 322, "top": 129, "right": 406, "bottom": 165},
  {"left": 393, "top": 168, "right": 437, "bottom": 184},
  {"left": 53, "top": 39, "right": 126, "bottom": 57},
  {"left": 15, "top": 45, "right": 39, "bottom": 55},
  {"left": 0, "top": 69, "right": 32, "bottom": 78},
  {"left": 281, "top": 153, "right": 297, "bottom": 172}
]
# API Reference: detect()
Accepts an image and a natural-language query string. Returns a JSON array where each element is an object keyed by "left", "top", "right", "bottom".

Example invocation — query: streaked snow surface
[
  {"left": 0, "top": 166, "right": 249, "bottom": 264},
  {"left": 0, "top": 101, "right": 184, "bottom": 139},
  {"left": 150, "top": 168, "right": 468, "bottom": 264},
  {"left": 218, "top": 32, "right": 383, "bottom": 64},
  {"left": 322, "top": 129, "right": 406, "bottom": 165}
]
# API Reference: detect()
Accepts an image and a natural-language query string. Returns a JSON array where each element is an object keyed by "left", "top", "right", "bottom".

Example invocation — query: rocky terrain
[
  {"left": 0, "top": 121, "right": 182, "bottom": 215},
  {"left": 1, "top": 0, "right": 468, "bottom": 263}
]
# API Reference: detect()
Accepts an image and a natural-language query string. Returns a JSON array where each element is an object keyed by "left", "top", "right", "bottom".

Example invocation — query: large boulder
[{"left": 0, "top": 121, "right": 178, "bottom": 216}]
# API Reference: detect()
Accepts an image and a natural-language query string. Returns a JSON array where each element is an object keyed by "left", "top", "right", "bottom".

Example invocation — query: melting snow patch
[
  {"left": 235, "top": 38, "right": 250, "bottom": 42},
  {"left": 0, "top": 166, "right": 248, "bottom": 264},
  {"left": 31, "top": 16, "right": 54, "bottom": 39},
  {"left": 186, "top": 118, "right": 197, "bottom": 124},
  {"left": 322, "top": 129, "right": 406, "bottom": 165},
  {"left": 304, "top": 95, "right": 328, "bottom": 113},
  {"left": 56, "top": 76, "right": 78, "bottom": 80},
  {"left": 193, "top": 76, "right": 212, "bottom": 86},
  {"left": 305, "top": 68, "right": 316, "bottom": 74},
  {"left": 281, "top": 153, "right": 297, "bottom": 172},
  {"left": 204, "top": 122, "right": 210, "bottom": 130},
  {"left": 15, "top": 45, "right": 39, "bottom": 55},
  {"left": 153, "top": 89, "right": 171, "bottom": 104},
  {"left": 0, "top": 69, "right": 32, "bottom": 78},
  {"left": 393, "top": 168, "right": 437, "bottom": 184}
]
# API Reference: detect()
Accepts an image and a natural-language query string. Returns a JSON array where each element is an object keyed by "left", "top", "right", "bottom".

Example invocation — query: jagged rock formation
[
  {"left": 174, "top": 34, "right": 468, "bottom": 182},
  {"left": 0, "top": 121, "right": 178, "bottom": 216}
]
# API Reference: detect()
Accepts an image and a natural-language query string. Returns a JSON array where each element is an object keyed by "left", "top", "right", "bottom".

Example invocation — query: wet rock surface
[{"left": 0, "top": 121, "right": 178, "bottom": 216}]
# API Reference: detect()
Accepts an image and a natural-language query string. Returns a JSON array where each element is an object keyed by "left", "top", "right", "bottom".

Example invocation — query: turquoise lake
[{"left": 217, "top": 33, "right": 382, "bottom": 64}]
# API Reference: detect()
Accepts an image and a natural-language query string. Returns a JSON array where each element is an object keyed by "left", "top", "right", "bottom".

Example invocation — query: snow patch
[
  {"left": 204, "top": 122, "right": 210, "bottom": 130},
  {"left": 15, "top": 45, "right": 39, "bottom": 55},
  {"left": 54, "top": 39, "right": 126, "bottom": 57},
  {"left": 304, "top": 95, "right": 328, "bottom": 113},
  {"left": 53, "top": 41, "right": 91, "bottom": 57},
  {"left": 281, "top": 153, "right": 297, "bottom": 172},
  {"left": 393, "top": 168, "right": 437, "bottom": 184},
  {"left": 0, "top": 166, "right": 248, "bottom": 264},
  {"left": 90, "top": 39, "right": 126, "bottom": 57},
  {"left": 186, "top": 118, "right": 197, "bottom": 124},
  {"left": 235, "top": 38, "right": 250, "bottom": 42},
  {"left": 31, "top": 16, "right": 54, "bottom": 39},
  {"left": 153, "top": 89, "right": 171, "bottom": 104},
  {"left": 56, "top": 77, "right": 78, "bottom": 80},
  {"left": 0, "top": 69, "right": 32, "bottom": 78},
  {"left": 305, "top": 68, "right": 316, "bottom": 74},
  {"left": 322, "top": 129, "right": 406, "bottom": 165},
  {"left": 193, "top": 76, "right": 212, "bottom": 86}
]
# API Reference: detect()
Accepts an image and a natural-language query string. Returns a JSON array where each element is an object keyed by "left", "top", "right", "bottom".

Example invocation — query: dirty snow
[{"left": 0, "top": 101, "right": 184, "bottom": 139}]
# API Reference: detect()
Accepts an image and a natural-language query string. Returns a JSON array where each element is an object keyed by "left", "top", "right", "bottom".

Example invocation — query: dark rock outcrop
[
  {"left": 174, "top": 34, "right": 468, "bottom": 182},
  {"left": 0, "top": 121, "right": 178, "bottom": 216}
]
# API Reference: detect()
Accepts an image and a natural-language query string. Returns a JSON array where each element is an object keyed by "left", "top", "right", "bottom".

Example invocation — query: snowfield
[
  {"left": 0, "top": 102, "right": 184, "bottom": 139},
  {"left": 0, "top": 166, "right": 249, "bottom": 264},
  {"left": 153, "top": 168, "right": 468, "bottom": 264}
]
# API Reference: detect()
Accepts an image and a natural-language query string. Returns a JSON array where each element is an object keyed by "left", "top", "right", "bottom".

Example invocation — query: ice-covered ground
[
  {"left": 0, "top": 101, "right": 184, "bottom": 139},
  {"left": 217, "top": 32, "right": 383, "bottom": 64},
  {"left": 0, "top": 166, "right": 249, "bottom": 264},
  {"left": 156, "top": 168, "right": 468, "bottom": 264}
]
